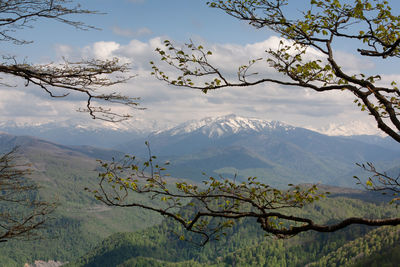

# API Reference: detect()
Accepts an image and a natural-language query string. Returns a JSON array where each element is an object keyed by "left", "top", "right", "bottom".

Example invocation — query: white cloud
[
  {"left": 334, "top": 50, "right": 375, "bottom": 74},
  {"left": 0, "top": 36, "right": 388, "bottom": 134},
  {"left": 83, "top": 41, "right": 120, "bottom": 60},
  {"left": 0, "top": 87, "right": 77, "bottom": 124}
]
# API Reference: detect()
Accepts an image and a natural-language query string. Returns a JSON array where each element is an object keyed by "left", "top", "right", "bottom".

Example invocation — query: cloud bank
[{"left": 0, "top": 36, "right": 383, "bottom": 134}]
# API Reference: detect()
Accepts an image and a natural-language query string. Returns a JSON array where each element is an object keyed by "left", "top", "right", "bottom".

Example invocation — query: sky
[{"left": 1, "top": 0, "right": 400, "bottom": 134}]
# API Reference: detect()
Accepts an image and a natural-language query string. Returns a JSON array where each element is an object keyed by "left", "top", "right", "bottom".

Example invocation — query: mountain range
[
  {"left": 1, "top": 114, "right": 398, "bottom": 189},
  {"left": 0, "top": 119, "right": 150, "bottom": 148},
  {"left": 116, "top": 114, "right": 400, "bottom": 187},
  {"left": 0, "top": 114, "right": 391, "bottom": 148}
]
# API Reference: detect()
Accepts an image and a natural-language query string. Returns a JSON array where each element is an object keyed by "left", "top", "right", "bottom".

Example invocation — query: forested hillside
[
  {"left": 67, "top": 194, "right": 400, "bottom": 267},
  {"left": 0, "top": 134, "right": 162, "bottom": 266}
]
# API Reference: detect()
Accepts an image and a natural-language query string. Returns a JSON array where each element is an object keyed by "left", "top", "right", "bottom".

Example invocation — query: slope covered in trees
[
  {"left": 308, "top": 226, "right": 400, "bottom": 266},
  {"left": 67, "top": 192, "right": 399, "bottom": 267},
  {"left": 0, "top": 134, "right": 162, "bottom": 266}
]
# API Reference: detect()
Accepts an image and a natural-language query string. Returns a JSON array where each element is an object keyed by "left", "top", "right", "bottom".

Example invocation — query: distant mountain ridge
[
  {"left": 0, "top": 132, "right": 124, "bottom": 160},
  {"left": 1, "top": 114, "right": 390, "bottom": 149},
  {"left": 0, "top": 119, "right": 151, "bottom": 148},
  {"left": 116, "top": 114, "right": 400, "bottom": 188},
  {"left": 309, "top": 120, "right": 384, "bottom": 136}
]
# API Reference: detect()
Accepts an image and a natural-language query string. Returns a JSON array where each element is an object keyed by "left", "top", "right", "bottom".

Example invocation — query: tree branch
[{"left": 0, "top": 147, "right": 56, "bottom": 242}]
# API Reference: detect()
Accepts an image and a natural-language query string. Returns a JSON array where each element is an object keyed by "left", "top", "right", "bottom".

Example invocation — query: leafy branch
[
  {"left": 88, "top": 144, "right": 400, "bottom": 245},
  {"left": 152, "top": 0, "right": 400, "bottom": 142},
  {"left": 354, "top": 162, "right": 400, "bottom": 204}
]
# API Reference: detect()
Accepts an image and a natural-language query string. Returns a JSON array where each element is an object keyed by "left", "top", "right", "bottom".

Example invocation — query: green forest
[
  {"left": 1, "top": 175, "right": 399, "bottom": 266},
  {"left": 67, "top": 196, "right": 400, "bottom": 267}
]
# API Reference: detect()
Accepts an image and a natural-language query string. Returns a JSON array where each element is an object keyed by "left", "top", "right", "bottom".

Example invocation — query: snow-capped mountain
[
  {"left": 156, "top": 114, "right": 295, "bottom": 138},
  {"left": 117, "top": 114, "right": 400, "bottom": 188},
  {"left": 117, "top": 114, "right": 398, "bottom": 160}
]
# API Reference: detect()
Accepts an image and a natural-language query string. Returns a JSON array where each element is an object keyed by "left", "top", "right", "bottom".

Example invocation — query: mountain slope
[
  {"left": 0, "top": 133, "right": 162, "bottom": 266},
  {"left": 307, "top": 226, "right": 400, "bottom": 267},
  {"left": 117, "top": 115, "right": 400, "bottom": 187}
]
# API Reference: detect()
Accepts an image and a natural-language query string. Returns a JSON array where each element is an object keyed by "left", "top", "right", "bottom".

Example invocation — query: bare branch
[
  {"left": 0, "top": 0, "right": 100, "bottom": 45},
  {"left": 0, "top": 147, "right": 56, "bottom": 242},
  {"left": 1, "top": 56, "right": 143, "bottom": 122},
  {"left": 0, "top": 1, "right": 143, "bottom": 121}
]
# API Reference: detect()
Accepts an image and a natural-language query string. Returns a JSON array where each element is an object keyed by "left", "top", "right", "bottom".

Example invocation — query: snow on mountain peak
[
  {"left": 157, "top": 114, "right": 294, "bottom": 138},
  {"left": 0, "top": 117, "right": 169, "bottom": 133},
  {"left": 306, "top": 120, "right": 385, "bottom": 137}
]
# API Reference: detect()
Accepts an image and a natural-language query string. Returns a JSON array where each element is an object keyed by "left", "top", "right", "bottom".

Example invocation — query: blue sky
[
  {"left": 1, "top": 0, "right": 399, "bottom": 135},
  {"left": 9, "top": 0, "right": 267, "bottom": 59}
]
